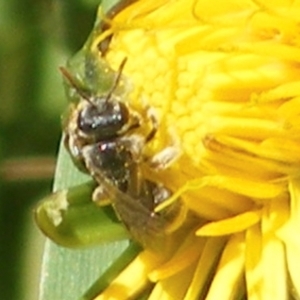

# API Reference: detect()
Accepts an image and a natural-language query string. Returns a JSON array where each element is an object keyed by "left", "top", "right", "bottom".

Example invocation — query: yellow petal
[
  {"left": 94, "top": 251, "right": 164, "bottom": 300},
  {"left": 203, "top": 136, "right": 300, "bottom": 180},
  {"left": 196, "top": 210, "right": 261, "bottom": 236},
  {"left": 212, "top": 135, "right": 300, "bottom": 164},
  {"left": 246, "top": 220, "right": 288, "bottom": 300},
  {"left": 183, "top": 186, "right": 253, "bottom": 219},
  {"left": 245, "top": 223, "right": 263, "bottom": 300},
  {"left": 277, "top": 179, "right": 300, "bottom": 297},
  {"left": 149, "top": 232, "right": 205, "bottom": 282},
  {"left": 148, "top": 262, "right": 196, "bottom": 300},
  {"left": 257, "top": 200, "right": 289, "bottom": 300},
  {"left": 239, "top": 41, "right": 300, "bottom": 63},
  {"left": 259, "top": 237, "right": 287, "bottom": 300},
  {"left": 183, "top": 237, "right": 227, "bottom": 300},
  {"left": 159, "top": 176, "right": 285, "bottom": 209},
  {"left": 280, "top": 234, "right": 300, "bottom": 299},
  {"left": 256, "top": 81, "right": 300, "bottom": 103},
  {"left": 205, "top": 233, "right": 245, "bottom": 300}
]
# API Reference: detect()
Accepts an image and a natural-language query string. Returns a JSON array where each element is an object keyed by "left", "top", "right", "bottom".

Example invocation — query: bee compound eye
[
  {"left": 77, "top": 104, "right": 103, "bottom": 134},
  {"left": 77, "top": 100, "right": 129, "bottom": 140}
]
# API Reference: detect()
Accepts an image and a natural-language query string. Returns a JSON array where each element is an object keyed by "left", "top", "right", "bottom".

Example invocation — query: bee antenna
[
  {"left": 59, "top": 66, "right": 94, "bottom": 106},
  {"left": 105, "top": 57, "right": 127, "bottom": 103}
]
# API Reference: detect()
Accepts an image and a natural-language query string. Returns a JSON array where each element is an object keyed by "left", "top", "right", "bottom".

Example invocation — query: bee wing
[
  {"left": 82, "top": 145, "right": 167, "bottom": 247},
  {"left": 99, "top": 173, "right": 167, "bottom": 247}
]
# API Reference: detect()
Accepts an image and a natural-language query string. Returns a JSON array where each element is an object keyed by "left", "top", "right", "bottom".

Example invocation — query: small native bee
[{"left": 60, "top": 52, "right": 180, "bottom": 248}]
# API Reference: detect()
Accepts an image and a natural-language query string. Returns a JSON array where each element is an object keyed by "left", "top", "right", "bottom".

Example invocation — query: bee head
[
  {"left": 61, "top": 58, "right": 132, "bottom": 141},
  {"left": 78, "top": 98, "right": 130, "bottom": 140}
]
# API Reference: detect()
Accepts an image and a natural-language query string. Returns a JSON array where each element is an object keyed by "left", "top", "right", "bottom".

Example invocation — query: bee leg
[
  {"left": 119, "top": 134, "right": 145, "bottom": 161},
  {"left": 143, "top": 106, "right": 181, "bottom": 169},
  {"left": 151, "top": 183, "right": 172, "bottom": 205},
  {"left": 122, "top": 104, "right": 157, "bottom": 153},
  {"left": 149, "top": 145, "right": 181, "bottom": 170},
  {"left": 145, "top": 106, "right": 158, "bottom": 142},
  {"left": 127, "top": 110, "right": 142, "bottom": 131},
  {"left": 149, "top": 127, "right": 181, "bottom": 170},
  {"left": 92, "top": 185, "right": 111, "bottom": 206}
]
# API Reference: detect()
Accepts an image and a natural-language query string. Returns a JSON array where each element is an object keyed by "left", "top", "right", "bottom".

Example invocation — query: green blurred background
[{"left": 0, "top": 1, "right": 109, "bottom": 299}]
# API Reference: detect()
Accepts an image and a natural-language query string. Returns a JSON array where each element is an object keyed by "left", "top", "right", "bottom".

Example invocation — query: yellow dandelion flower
[{"left": 90, "top": 0, "right": 300, "bottom": 299}]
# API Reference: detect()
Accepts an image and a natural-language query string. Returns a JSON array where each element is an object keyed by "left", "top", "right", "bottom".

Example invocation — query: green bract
[
  {"left": 62, "top": 49, "right": 117, "bottom": 104},
  {"left": 35, "top": 181, "right": 129, "bottom": 248}
]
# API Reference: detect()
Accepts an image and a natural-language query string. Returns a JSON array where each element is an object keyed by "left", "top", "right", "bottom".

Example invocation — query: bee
[{"left": 60, "top": 51, "right": 180, "bottom": 248}]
